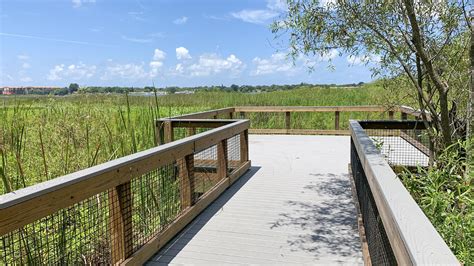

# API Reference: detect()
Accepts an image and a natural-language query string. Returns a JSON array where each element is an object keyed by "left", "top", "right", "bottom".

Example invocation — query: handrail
[
  {"left": 349, "top": 120, "right": 458, "bottom": 265},
  {"left": 0, "top": 119, "right": 251, "bottom": 265}
]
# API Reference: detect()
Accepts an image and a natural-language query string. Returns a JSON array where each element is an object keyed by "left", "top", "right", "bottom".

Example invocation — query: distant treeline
[{"left": 77, "top": 82, "right": 366, "bottom": 94}]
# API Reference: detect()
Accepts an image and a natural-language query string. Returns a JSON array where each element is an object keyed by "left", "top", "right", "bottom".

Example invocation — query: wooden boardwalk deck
[{"left": 147, "top": 135, "right": 363, "bottom": 265}]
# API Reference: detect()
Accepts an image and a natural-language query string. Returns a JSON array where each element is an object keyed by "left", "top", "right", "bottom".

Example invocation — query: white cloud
[
  {"left": 177, "top": 53, "right": 245, "bottom": 77},
  {"left": 173, "top": 16, "right": 188, "bottom": 25},
  {"left": 102, "top": 63, "right": 148, "bottom": 80},
  {"left": 17, "top": 54, "right": 29, "bottom": 60},
  {"left": 266, "top": 0, "right": 287, "bottom": 12},
  {"left": 347, "top": 54, "right": 381, "bottom": 65},
  {"left": 72, "top": 0, "right": 95, "bottom": 8},
  {"left": 252, "top": 52, "right": 295, "bottom": 76},
  {"left": 48, "top": 63, "right": 96, "bottom": 81},
  {"left": 153, "top": 49, "right": 166, "bottom": 61},
  {"left": 231, "top": 9, "right": 279, "bottom": 24},
  {"left": 176, "top": 47, "right": 191, "bottom": 60},
  {"left": 21, "top": 62, "right": 31, "bottom": 69},
  {"left": 121, "top": 35, "right": 152, "bottom": 43}
]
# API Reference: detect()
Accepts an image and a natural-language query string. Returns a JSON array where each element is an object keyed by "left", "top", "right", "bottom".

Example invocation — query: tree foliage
[{"left": 273, "top": 0, "right": 471, "bottom": 150}]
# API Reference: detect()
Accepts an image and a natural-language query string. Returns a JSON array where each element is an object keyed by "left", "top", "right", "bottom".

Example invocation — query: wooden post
[
  {"left": 155, "top": 121, "right": 164, "bottom": 145},
  {"left": 213, "top": 115, "right": 218, "bottom": 119},
  {"left": 164, "top": 120, "right": 173, "bottom": 143},
  {"left": 229, "top": 112, "right": 233, "bottom": 119},
  {"left": 285, "top": 112, "right": 291, "bottom": 130},
  {"left": 239, "top": 112, "right": 245, "bottom": 119},
  {"left": 109, "top": 181, "right": 133, "bottom": 264},
  {"left": 335, "top": 111, "right": 340, "bottom": 130},
  {"left": 401, "top": 112, "right": 408, "bottom": 120},
  {"left": 179, "top": 154, "right": 195, "bottom": 210},
  {"left": 389, "top": 111, "right": 394, "bottom": 120},
  {"left": 186, "top": 127, "right": 196, "bottom": 137},
  {"left": 240, "top": 130, "right": 249, "bottom": 163},
  {"left": 217, "top": 139, "right": 228, "bottom": 180}
]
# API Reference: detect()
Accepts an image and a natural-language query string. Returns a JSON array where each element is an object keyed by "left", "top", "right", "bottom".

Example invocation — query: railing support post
[
  {"left": 156, "top": 120, "right": 165, "bottom": 145},
  {"left": 401, "top": 112, "right": 407, "bottom": 120},
  {"left": 240, "top": 130, "right": 249, "bottom": 162},
  {"left": 179, "top": 154, "right": 195, "bottom": 210},
  {"left": 186, "top": 127, "right": 196, "bottom": 137},
  {"left": 389, "top": 111, "right": 394, "bottom": 120},
  {"left": 164, "top": 120, "right": 173, "bottom": 143},
  {"left": 335, "top": 111, "right": 340, "bottom": 130},
  {"left": 108, "top": 181, "right": 133, "bottom": 264},
  {"left": 229, "top": 112, "right": 233, "bottom": 119},
  {"left": 217, "top": 139, "right": 228, "bottom": 180},
  {"left": 285, "top": 112, "right": 291, "bottom": 130},
  {"left": 240, "top": 112, "right": 245, "bottom": 119}
]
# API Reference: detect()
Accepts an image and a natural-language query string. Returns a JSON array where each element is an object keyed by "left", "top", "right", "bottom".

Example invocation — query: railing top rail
[
  {"left": 349, "top": 120, "right": 458, "bottom": 265},
  {"left": 0, "top": 119, "right": 249, "bottom": 236},
  {"left": 358, "top": 120, "right": 429, "bottom": 129},
  {"left": 234, "top": 105, "right": 394, "bottom": 112},
  {"left": 168, "top": 107, "right": 235, "bottom": 119}
]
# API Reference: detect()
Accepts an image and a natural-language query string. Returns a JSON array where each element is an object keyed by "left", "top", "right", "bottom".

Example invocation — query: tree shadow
[{"left": 268, "top": 173, "right": 362, "bottom": 259}]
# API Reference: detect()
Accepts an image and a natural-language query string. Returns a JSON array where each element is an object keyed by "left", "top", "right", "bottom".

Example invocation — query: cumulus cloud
[
  {"left": 72, "top": 0, "right": 95, "bottom": 8},
  {"left": 176, "top": 47, "right": 191, "bottom": 60},
  {"left": 231, "top": 9, "right": 279, "bottom": 24},
  {"left": 252, "top": 53, "right": 295, "bottom": 76},
  {"left": 102, "top": 63, "right": 148, "bottom": 80},
  {"left": 173, "top": 53, "right": 244, "bottom": 77},
  {"left": 17, "top": 54, "right": 30, "bottom": 60},
  {"left": 48, "top": 63, "right": 96, "bottom": 81},
  {"left": 231, "top": 0, "right": 286, "bottom": 24},
  {"left": 173, "top": 16, "right": 188, "bottom": 25},
  {"left": 153, "top": 49, "right": 166, "bottom": 61}
]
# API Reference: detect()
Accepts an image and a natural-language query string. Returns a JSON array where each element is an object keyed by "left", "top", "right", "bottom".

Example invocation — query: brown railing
[
  {"left": 160, "top": 106, "right": 427, "bottom": 135},
  {"left": 350, "top": 120, "right": 458, "bottom": 265},
  {"left": 0, "top": 119, "right": 250, "bottom": 265}
]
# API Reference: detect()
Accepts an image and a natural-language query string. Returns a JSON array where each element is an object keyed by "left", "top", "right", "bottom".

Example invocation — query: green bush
[{"left": 401, "top": 140, "right": 473, "bottom": 264}]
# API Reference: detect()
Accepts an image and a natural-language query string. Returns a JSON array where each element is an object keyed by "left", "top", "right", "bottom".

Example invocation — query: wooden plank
[
  {"left": 217, "top": 140, "right": 228, "bottom": 180},
  {"left": 388, "top": 111, "right": 394, "bottom": 120},
  {"left": 248, "top": 129, "right": 350, "bottom": 136},
  {"left": 108, "top": 182, "right": 133, "bottom": 264},
  {"left": 122, "top": 160, "right": 250, "bottom": 266},
  {"left": 285, "top": 112, "right": 290, "bottom": 130},
  {"left": 228, "top": 161, "right": 250, "bottom": 185},
  {"left": 179, "top": 154, "right": 195, "bottom": 210},
  {"left": 234, "top": 105, "right": 390, "bottom": 113},
  {"left": 401, "top": 112, "right": 408, "bottom": 120},
  {"left": 240, "top": 130, "right": 249, "bottom": 163},
  {"left": 349, "top": 120, "right": 458, "bottom": 265},
  {"left": 335, "top": 111, "right": 340, "bottom": 130}
]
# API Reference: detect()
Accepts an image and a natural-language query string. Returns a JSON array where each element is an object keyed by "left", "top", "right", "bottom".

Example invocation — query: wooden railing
[
  {"left": 349, "top": 120, "right": 458, "bottom": 265},
  {"left": 159, "top": 106, "right": 427, "bottom": 136},
  {"left": 0, "top": 119, "right": 250, "bottom": 265}
]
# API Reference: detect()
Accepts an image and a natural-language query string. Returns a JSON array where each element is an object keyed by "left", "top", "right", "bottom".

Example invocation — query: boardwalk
[{"left": 147, "top": 135, "right": 363, "bottom": 265}]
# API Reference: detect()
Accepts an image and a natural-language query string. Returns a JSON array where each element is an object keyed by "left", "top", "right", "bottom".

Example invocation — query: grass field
[{"left": 1, "top": 84, "right": 390, "bottom": 194}]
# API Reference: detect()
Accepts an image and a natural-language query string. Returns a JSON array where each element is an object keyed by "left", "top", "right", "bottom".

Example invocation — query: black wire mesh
[
  {"left": 364, "top": 127, "right": 430, "bottom": 169},
  {"left": 226, "top": 134, "right": 241, "bottom": 174},
  {"left": 1, "top": 192, "right": 111, "bottom": 264},
  {"left": 351, "top": 139, "right": 397, "bottom": 265}
]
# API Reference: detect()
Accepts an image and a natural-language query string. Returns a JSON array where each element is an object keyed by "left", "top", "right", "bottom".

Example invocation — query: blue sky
[{"left": 0, "top": 0, "right": 375, "bottom": 87}]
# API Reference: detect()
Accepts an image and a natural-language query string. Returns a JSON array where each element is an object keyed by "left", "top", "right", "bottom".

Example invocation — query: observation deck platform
[{"left": 148, "top": 135, "right": 364, "bottom": 265}]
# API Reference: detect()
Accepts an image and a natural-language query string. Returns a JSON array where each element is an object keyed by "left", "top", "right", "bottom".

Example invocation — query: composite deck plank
[{"left": 148, "top": 135, "right": 364, "bottom": 265}]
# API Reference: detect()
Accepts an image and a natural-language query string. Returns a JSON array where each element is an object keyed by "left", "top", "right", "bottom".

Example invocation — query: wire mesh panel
[
  {"left": 364, "top": 126, "right": 430, "bottom": 169},
  {"left": 193, "top": 145, "right": 220, "bottom": 200},
  {"left": 226, "top": 134, "right": 241, "bottom": 174},
  {"left": 1, "top": 192, "right": 111, "bottom": 265},
  {"left": 351, "top": 139, "right": 397, "bottom": 265}
]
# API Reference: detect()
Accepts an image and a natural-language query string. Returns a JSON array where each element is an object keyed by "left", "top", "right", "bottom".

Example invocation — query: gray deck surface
[{"left": 148, "top": 135, "right": 363, "bottom": 265}]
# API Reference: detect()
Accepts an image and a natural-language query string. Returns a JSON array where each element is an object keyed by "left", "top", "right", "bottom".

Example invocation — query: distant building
[{"left": 0, "top": 86, "right": 62, "bottom": 95}]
